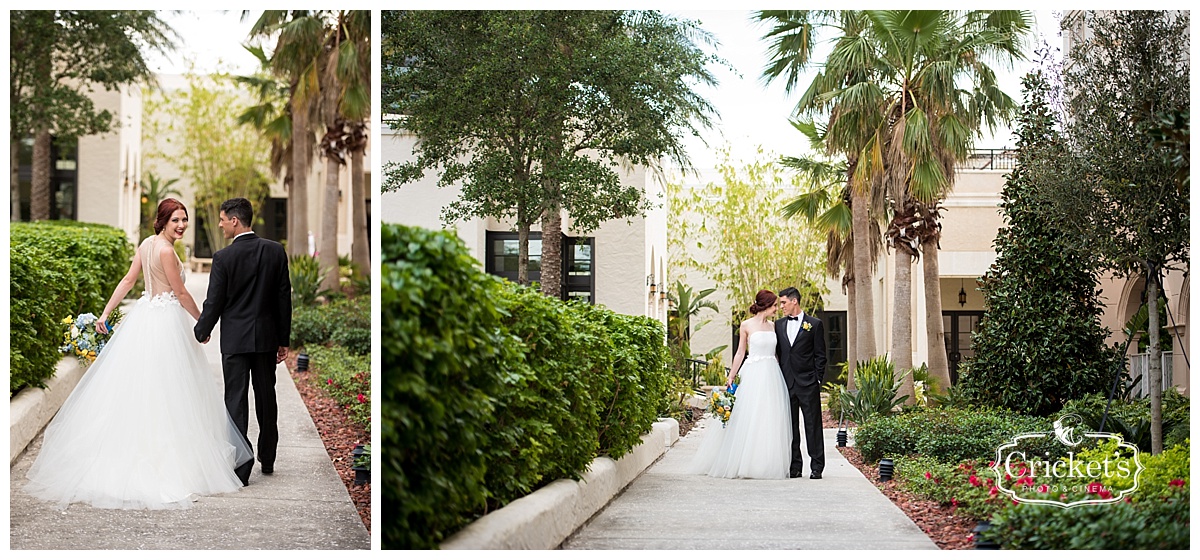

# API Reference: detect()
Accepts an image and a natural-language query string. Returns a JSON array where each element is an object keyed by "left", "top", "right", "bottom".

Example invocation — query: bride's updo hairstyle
[
  {"left": 154, "top": 198, "right": 188, "bottom": 234},
  {"left": 748, "top": 289, "right": 777, "bottom": 314}
]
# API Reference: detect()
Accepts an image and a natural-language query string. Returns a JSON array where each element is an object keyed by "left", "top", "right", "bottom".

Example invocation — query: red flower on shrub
[
  {"left": 1037, "top": 484, "right": 1049, "bottom": 493},
  {"left": 969, "top": 474, "right": 981, "bottom": 487},
  {"left": 356, "top": 393, "right": 366, "bottom": 404},
  {"left": 989, "top": 486, "right": 999, "bottom": 496},
  {"left": 1086, "top": 482, "right": 1104, "bottom": 494},
  {"left": 1098, "top": 489, "right": 1113, "bottom": 499},
  {"left": 327, "top": 378, "right": 333, "bottom": 385},
  {"left": 986, "top": 478, "right": 993, "bottom": 487},
  {"left": 1168, "top": 479, "right": 1186, "bottom": 488},
  {"left": 924, "top": 472, "right": 932, "bottom": 480},
  {"left": 951, "top": 498, "right": 959, "bottom": 508}
]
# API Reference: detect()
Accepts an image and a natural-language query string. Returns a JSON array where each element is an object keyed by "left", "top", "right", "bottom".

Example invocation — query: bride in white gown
[
  {"left": 24, "top": 198, "right": 252, "bottom": 510},
  {"left": 688, "top": 290, "right": 792, "bottom": 479}
]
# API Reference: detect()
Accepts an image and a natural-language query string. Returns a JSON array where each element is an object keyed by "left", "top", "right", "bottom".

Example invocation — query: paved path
[
  {"left": 562, "top": 419, "right": 937, "bottom": 550},
  {"left": 9, "top": 272, "right": 370, "bottom": 550}
]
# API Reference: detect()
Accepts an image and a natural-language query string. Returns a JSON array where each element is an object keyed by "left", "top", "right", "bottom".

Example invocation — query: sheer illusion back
[{"left": 141, "top": 236, "right": 185, "bottom": 298}]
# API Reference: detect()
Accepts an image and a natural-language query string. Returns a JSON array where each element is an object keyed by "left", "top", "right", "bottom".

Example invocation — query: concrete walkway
[
  {"left": 562, "top": 419, "right": 938, "bottom": 550},
  {"left": 9, "top": 272, "right": 370, "bottom": 550}
]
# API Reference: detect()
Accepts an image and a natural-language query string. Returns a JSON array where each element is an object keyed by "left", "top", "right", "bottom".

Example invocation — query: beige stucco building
[
  {"left": 15, "top": 74, "right": 371, "bottom": 264},
  {"left": 381, "top": 125, "right": 669, "bottom": 323}
]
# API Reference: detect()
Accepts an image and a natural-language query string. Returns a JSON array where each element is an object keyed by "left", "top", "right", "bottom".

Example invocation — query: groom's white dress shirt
[{"left": 786, "top": 311, "right": 805, "bottom": 346}]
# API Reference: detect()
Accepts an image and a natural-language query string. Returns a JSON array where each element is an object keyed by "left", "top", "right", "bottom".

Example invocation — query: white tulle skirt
[
  {"left": 24, "top": 293, "right": 252, "bottom": 510},
  {"left": 687, "top": 355, "right": 792, "bottom": 479}
]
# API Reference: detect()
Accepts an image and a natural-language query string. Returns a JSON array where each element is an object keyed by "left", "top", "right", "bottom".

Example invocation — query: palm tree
[
  {"left": 248, "top": 11, "right": 324, "bottom": 258},
  {"left": 139, "top": 170, "right": 182, "bottom": 239},
  {"left": 759, "top": 10, "right": 884, "bottom": 369},
  {"left": 235, "top": 44, "right": 295, "bottom": 249},
  {"left": 759, "top": 10, "right": 1033, "bottom": 398}
]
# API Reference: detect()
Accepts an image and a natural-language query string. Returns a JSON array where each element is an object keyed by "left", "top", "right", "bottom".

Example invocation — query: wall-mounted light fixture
[{"left": 959, "top": 279, "right": 967, "bottom": 308}]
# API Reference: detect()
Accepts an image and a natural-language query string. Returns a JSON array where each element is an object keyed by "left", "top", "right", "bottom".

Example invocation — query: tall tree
[
  {"left": 384, "top": 10, "right": 719, "bottom": 299},
  {"left": 961, "top": 65, "right": 1116, "bottom": 417},
  {"left": 668, "top": 149, "right": 827, "bottom": 334},
  {"left": 1041, "top": 11, "right": 1189, "bottom": 454},
  {"left": 248, "top": 11, "right": 323, "bottom": 257},
  {"left": 758, "top": 10, "right": 1033, "bottom": 399},
  {"left": 235, "top": 44, "right": 296, "bottom": 249},
  {"left": 10, "top": 10, "right": 175, "bottom": 221},
  {"left": 143, "top": 72, "right": 272, "bottom": 253}
]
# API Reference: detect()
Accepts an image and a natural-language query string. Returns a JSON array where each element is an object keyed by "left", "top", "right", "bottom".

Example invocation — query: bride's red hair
[
  {"left": 154, "top": 198, "right": 188, "bottom": 234},
  {"left": 749, "top": 290, "right": 777, "bottom": 314}
]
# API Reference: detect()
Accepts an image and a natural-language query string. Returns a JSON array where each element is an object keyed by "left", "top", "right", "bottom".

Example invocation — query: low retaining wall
[
  {"left": 441, "top": 417, "right": 680, "bottom": 550},
  {"left": 10, "top": 358, "right": 86, "bottom": 464}
]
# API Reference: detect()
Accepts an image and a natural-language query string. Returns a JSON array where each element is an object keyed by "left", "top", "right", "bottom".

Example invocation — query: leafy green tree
[
  {"left": 668, "top": 149, "right": 827, "bottom": 340},
  {"left": 384, "top": 10, "right": 719, "bottom": 298},
  {"left": 960, "top": 66, "right": 1117, "bottom": 417},
  {"left": 1039, "top": 11, "right": 1189, "bottom": 453},
  {"left": 143, "top": 71, "right": 271, "bottom": 254},
  {"left": 9, "top": 10, "right": 175, "bottom": 221},
  {"left": 235, "top": 43, "right": 297, "bottom": 251}
]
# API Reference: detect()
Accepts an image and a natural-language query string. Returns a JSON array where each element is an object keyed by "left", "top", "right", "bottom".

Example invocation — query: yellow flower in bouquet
[{"left": 707, "top": 385, "right": 737, "bottom": 427}]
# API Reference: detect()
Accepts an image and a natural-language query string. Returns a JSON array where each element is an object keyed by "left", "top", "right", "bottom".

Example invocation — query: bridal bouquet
[
  {"left": 708, "top": 385, "right": 737, "bottom": 427},
  {"left": 60, "top": 310, "right": 124, "bottom": 366}
]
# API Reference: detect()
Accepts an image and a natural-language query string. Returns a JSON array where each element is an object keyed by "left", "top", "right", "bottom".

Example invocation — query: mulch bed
[
  {"left": 821, "top": 409, "right": 857, "bottom": 429},
  {"left": 838, "top": 446, "right": 980, "bottom": 550},
  {"left": 676, "top": 406, "right": 705, "bottom": 437},
  {"left": 288, "top": 352, "right": 371, "bottom": 533}
]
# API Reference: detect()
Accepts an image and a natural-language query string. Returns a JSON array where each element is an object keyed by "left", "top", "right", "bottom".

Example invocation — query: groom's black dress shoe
[
  {"left": 809, "top": 472, "right": 822, "bottom": 479},
  {"left": 262, "top": 464, "right": 274, "bottom": 475},
  {"left": 790, "top": 470, "right": 803, "bottom": 478}
]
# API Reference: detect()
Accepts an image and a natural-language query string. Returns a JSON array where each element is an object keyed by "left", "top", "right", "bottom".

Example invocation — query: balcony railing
[
  {"left": 957, "top": 149, "right": 1018, "bottom": 170},
  {"left": 1128, "top": 352, "right": 1174, "bottom": 398}
]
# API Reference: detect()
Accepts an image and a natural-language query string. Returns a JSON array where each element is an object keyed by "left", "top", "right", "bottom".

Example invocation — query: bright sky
[{"left": 141, "top": 9, "right": 1064, "bottom": 171}]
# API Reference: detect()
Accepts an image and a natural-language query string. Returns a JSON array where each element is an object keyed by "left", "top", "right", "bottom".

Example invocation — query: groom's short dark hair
[
  {"left": 778, "top": 286, "right": 801, "bottom": 301},
  {"left": 221, "top": 198, "right": 253, "bottom": 227}
]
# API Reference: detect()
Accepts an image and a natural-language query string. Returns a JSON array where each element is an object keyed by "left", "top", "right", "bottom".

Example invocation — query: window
[
  {"left": 485, "top": 231, "right": 593, "bottom": 303},
  {"left": 17, "top": 136, "right": 79, "bottom": 221}
]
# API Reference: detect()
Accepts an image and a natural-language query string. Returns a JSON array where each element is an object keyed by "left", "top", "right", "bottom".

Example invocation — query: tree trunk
[
  {"left": 31, "top": 127, "right": 51, "bottom": 221},
  {"left": 350, "top": 144, "right": 369, "bottom": 277},
  {"left": 850, "top": 180, "right": 877, "bottom": 360},
  {"left": 541, "top": 198, "right": 563, "bottom": 299},
  {"left": 284, "top": 170, "right": 295, "bottom": 254},
  {"left": 846, "top": 279, "right": 857, "bottom": 391},
  {"left": 893, "top": 248, "right": 915, "bottom": 404},
  {"left": 1147, "top": 268, "right": 1163, "bottom": 455},
  {"left": 922, "top": 237, "right": 952, "bottom": 390},
  {"left": 517, "top": 221, "right": 530, "bottom": 286},
  {"left": 291, "top": 109, "right": 309, "bottom": 257},
  {"left": 319, "top": 156, "right": 340, "bottom": 293},
  {"left": 11, "top": 140, "right": 21, "bottom": 221}
]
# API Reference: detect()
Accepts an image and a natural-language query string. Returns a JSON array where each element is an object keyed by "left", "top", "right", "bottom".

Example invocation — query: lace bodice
[
  {"left": 139, "top": 236, "right": 186, "bottom": 299},
  {"left": 744, "top": 330, "right": 777, "bottom": 364}
]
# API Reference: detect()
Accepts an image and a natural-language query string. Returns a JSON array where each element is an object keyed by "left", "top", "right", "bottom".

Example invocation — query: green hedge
[
  {"left": 985, "top": 493, "right": 1189, "bottom": 549},
  {"left": 292, "top": 296, "right": 370, "bottom": 355},
  {"left": 854, "top": 407, "right": 1061, "bottom": 464},
  {"left": 381, "top": 223, "right": 671, "bottom": 550},
  {"left": 9, "top": 222, "right": 133, "bottom": 393}
]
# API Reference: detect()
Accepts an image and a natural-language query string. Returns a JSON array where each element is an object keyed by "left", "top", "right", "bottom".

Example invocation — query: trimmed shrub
[
  {"left": 382, "top": 224, "right": 673, "bottom": 549},
  {"left": 854, "top": 407, "right": 1059, "bottom": 464},
  {"left": 9, "top": 222, "right": 132, "bottom": 393},
  {"left": 382, "top": 224, "right": 522, "bottom": 550},
  {"left": 307, "top": 345, "right": 370, "bottom": 431},
  {"left": 291, "top": 296, "right": 370, "bottom": 354},
  {"left": 1060, "top": 390, "right": 1190, "bottom": 450},
  {"left": 985, "top": 493, "right": 1189, "bottom": 549}
]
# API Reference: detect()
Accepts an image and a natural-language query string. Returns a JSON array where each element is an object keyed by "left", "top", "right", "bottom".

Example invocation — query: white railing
[{"left": 1129, "top": 352, "right": 1174, "bottom": 398}]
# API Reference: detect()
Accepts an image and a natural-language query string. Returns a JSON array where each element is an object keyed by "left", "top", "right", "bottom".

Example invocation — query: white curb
[{"left": 441, "top": 417, "right": 680, "bottom": 550}]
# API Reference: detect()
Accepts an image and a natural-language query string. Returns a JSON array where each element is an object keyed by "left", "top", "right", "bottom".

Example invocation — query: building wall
[
  {"left": 381, "top": 125, "right": 665, "bottom": 321},
  {"left": 76, "top": 83, "right": 142, "bottom": 245}
]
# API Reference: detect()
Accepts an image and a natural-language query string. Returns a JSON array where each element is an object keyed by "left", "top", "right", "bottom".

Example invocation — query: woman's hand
[{"left": 96, "top": 315, "right": 110, "bottom": 335}]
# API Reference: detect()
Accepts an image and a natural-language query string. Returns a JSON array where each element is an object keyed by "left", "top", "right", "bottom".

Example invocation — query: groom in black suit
[
  {"left": 195, "top": 197, "right": 292, "bottom": 485},
  {"left": 774, "top": 286, "right": 827, "bottom": 479}
]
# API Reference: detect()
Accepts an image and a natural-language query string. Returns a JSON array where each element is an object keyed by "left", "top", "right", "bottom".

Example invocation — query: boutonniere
[{"left": 802, "top": 322, "right": 813, "bottom": 332}]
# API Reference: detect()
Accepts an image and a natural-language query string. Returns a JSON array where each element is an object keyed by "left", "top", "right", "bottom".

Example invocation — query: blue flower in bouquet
[{"left": 60, "top": 310, "right": 123, "bottom": 366}]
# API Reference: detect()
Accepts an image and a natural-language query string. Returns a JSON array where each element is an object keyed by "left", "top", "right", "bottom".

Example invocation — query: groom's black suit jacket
[
  {"left": 774, "top": 314, "right": 828, "bottom": 390},
  {"left": 194, "top": 232, "right": 292, "bottom": 354}
]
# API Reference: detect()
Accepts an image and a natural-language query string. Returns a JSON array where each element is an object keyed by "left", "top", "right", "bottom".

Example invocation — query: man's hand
[
  {"left": 277, "top": 346, "right": 289, "bottom": 364},
  {"left": 201, "top": 336, "right": 210, "bottom": 344}
]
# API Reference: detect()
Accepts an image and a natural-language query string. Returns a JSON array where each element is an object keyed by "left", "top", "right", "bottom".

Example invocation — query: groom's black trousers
[
  {"left": 790, "top": 382, "right": 825, "bottom": 475},
  {"left": 223, "top": 351, "right": 279, "bottom": 484}
]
